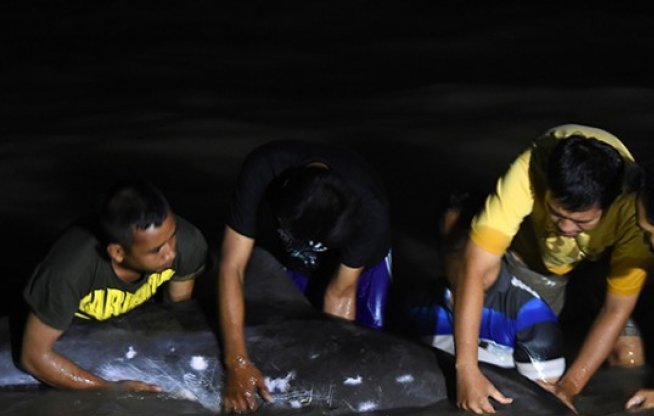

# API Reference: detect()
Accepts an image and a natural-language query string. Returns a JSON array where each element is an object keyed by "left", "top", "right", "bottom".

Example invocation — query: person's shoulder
[
  {"left": 545, "top": 124, "right": 617, "bottom": 140},
  {"left": 173, "top": 215, "right": 208, "bottom": 250},
  {"left": 606, "top": 191, "right": 638, "bottom": 215},
  {"left": 540, "top": 124, "right": 631, "bottom": 154},
  {"left": 47, "top": 224, "right": 102, "bottom": 262},
  {"left": 171, "top": 215, "right": 208, "bottom": 272},
  {"left": 34, "top": 222, "right": 105, "bottom": 281}
]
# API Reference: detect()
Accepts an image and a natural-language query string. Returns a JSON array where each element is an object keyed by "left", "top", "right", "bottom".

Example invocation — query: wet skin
[
  {"left": 454, "top": 194, "right": 645, "bottom": 414},
  {"left": 21, "top": 213, "right": 185, "bottom": 392},
  {"left": 625, "top": 196, "right": 654, "bottom": 410}
]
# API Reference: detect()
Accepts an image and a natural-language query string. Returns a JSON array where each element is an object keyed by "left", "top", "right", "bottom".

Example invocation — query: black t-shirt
[
  {"left": 227, "top": 140, "right": 391, "bottom": 270},
  {"left": 24, "top": 215, "right": 208, "bottom": 330}
]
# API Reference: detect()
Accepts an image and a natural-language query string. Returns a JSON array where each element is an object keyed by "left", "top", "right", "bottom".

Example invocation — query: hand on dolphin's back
[
  {"left": 223, "top": 357, "right": 272, "bottom": 413},
  {"left": 110, "top": 379, "right": 162, "bottom": 393},
  {"left": 626, "top": 389, "right": 654, "bottom": 410},
  {"left": 456, "top": 365, "right": 512, "bottom": 414},
  {"left": 538, "top": 379, "right": 579, "bottom": 414}
]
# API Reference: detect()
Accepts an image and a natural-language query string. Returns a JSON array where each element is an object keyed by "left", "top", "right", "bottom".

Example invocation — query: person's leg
[
  {"left": 564, "top": 258, "right": 645, "bottom": 368},
  {"left": 285, "top": 251, "right": 392, "bottom": 329},
  {"left": 285, "top": 269, "right": 310, "bottom": 294},
  {"left": 479, "top": 261, "right": 564, "bottom": 380},
  {"left": 609, "top": 320, "right": 645, "bottom": 367},
  {"left": 355, "top": 250, "right": 393, "bottom": 329},
  {"left": 409, "top": 260, "right": 564, "bottom": 380},
  {"left": 504, "top": 252, "right": 568, "bottom": 315},
  {"left": 508, "top": 252, "right": 645, "bottom": 368},
  {"left": 511, "top": 291, "right": 565, "bottom": 382}
]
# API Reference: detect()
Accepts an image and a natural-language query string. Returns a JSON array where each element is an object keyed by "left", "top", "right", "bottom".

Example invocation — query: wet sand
[{"left": 3, "top": 3, "right": 654, "bottom": 415}]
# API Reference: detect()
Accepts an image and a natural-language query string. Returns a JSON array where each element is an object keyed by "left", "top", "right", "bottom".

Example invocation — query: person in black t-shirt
[
  {"left": 21, "top": 181, "right": 208, "bottom": 392},
  {"left": 218, "top": 140, "right": 391, "bottom": 413}
]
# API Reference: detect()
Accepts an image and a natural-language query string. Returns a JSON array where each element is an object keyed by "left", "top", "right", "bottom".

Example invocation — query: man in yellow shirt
[{"left": 453, "top": 124, "right": 652, "bottom": 413}]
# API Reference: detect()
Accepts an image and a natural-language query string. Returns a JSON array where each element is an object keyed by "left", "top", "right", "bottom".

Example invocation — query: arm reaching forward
[
  {"left": 218, "top": 226, "right": 272, "bottom": 413},
  {"left": 453, "top": 240, "right": 512, "bottom": 414},
  {"left": 21, "top": 312, "right": 161, "bottom": 392}
]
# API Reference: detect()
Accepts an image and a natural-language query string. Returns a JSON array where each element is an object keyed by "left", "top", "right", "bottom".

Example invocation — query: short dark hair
[
  {"left": 547, "top": 135, "right": 624, "bottom": 211},
  {"left": 269, "top": 166, "right": 357, "bottom": 247},
  {"left": 640, "top": 161, "right": 654, "bottom": 225},
  {"left": 99, "top": 180, "right": 171, "bottom": 247}
]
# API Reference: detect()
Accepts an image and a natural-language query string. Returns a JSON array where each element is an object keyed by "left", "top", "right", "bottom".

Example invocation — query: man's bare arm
[
  {"left": 553, "top": 291, "right": 638, "bottom": 410},
  {"left": 453, "top": 240, "right": 511, "bottom": 414},
  {"left": 218, "top": 226, "right": 271, "bottom": 413},
  {"left": 167, "top": 279, "right": 195, "bottom": 303},
  {"left": 21, "top": 312, "right": 160, "bottom": 392},
  {"left": 323, "top": 264, "right": 363, "bottom": 321}
]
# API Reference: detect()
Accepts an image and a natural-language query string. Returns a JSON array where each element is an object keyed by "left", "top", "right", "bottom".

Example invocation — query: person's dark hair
[
  {"left": 99, "top": 180, "right": 171, "bottom": 247},
  {"left": 640, "top": 161, "right": 654, "bottom": 225},
  {"left": 547, "top": 135, "right": 624, "bottom": 211},
  {"left": 270, "top": 166, "right": 357, "bottom": 247}
]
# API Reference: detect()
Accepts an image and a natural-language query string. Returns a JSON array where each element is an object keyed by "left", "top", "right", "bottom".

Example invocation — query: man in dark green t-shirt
[{"left": 21, "top": 181, "right": 208, "bottom": 392}]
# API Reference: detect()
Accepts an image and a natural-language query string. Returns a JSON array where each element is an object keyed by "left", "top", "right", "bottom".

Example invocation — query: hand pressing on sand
[
  {"left": 626, "top": 389, "right": 654, "bottom": 410},
  {"left": 223, "top": 356, "right": 272, "bottom": 413},
  {"left": 456, "top": 363, "right": 513, "bottom": 414}
]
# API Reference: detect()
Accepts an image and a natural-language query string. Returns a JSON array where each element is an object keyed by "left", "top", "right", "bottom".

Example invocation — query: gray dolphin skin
[{"left": 0, "top": 248, "right": 572, "bottom": 415}]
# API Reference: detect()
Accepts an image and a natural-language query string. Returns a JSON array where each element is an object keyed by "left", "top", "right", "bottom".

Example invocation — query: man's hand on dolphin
[
  {"left": 223, "top": 356, "right": 272, "bottom": 413},
  {"left": 626, "top": 389, "right": 654, "bottom": 410},
  {"left": 456, "top": 363, "right": 513, "bottom": 414},
  {"left": 111, "top": 380, "right": 162, "bottom": 393},
  {"left": 540, "top": 379, "right": 578, "bottom": 414}
]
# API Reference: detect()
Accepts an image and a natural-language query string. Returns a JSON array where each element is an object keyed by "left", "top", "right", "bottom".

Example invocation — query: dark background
[{"left": 2, "top": 3, "right": 654, "bottom": 414}]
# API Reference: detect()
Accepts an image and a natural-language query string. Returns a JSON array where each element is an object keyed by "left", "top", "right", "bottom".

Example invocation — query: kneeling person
[
  {"left": 218, "top": 140, "right": 391, "bottom": 413},
  {"left": 409, "top": 195, "right": 564, "bottom": 383},
  {"left": 452, "top": 125, "right": 651, "bottom": 413},
  {"left": 21, "top": 180, "right": 208, "bottom": 391}
]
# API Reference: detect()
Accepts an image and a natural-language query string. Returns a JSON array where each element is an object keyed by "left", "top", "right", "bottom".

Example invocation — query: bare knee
[{"left": 608, "top": 335, "right": 645, "bottom": 368}]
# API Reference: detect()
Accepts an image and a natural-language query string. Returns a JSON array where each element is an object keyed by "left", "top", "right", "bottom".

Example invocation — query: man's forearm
[
  {"left": 453, "top": 277, "right": 484, "bottom": 369},
  {"left": 453, "top": 241, "right": 503, "bottom": 368},
  {"left": 218, "top": 268, "right": 249, "bottom": 363},
  {"left": 559, "top": 299, "right": 633, "bottom": 395},
  {"left": 22, "top": 350, "right": 108, "bottom": 390}
]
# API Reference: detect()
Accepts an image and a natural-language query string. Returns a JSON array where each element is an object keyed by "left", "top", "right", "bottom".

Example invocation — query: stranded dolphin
[{"left": 0, "top": 248, "right": 571, "bottom": 415}]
